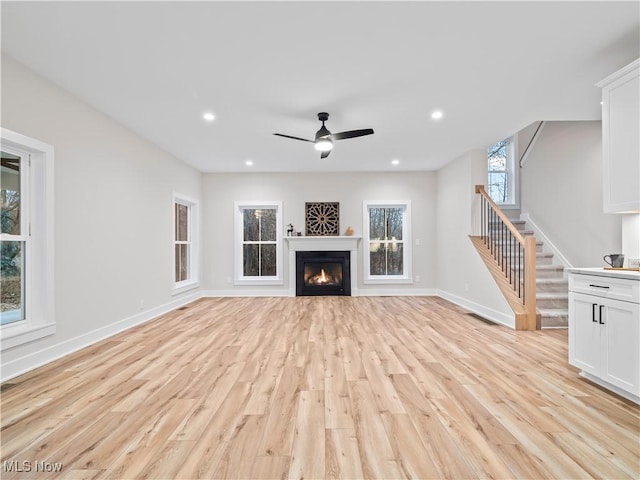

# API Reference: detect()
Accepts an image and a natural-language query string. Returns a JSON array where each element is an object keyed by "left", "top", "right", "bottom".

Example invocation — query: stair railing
[
  {"left": 519, "top": 121, "right": 545, "bottom": 167},
  {"left": 475, "top": 185, "right": 537, "bottom": 329}
]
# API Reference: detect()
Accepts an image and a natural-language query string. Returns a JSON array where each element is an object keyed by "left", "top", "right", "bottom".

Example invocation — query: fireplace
[{"left": 296, "top": 251, "right": 351, "bottom": 296}]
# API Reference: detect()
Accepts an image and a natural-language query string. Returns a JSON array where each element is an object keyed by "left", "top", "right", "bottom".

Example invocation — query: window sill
[
  {"left": 1, "top": 322, "right": 56, "bottom": 351},
  {"left": 172, "top": 281, "right": 200, "bottom": 296}
]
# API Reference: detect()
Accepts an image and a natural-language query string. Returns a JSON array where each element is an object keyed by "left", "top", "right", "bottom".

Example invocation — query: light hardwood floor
[{"left": 1, "top": 296, "right": 638, "bottom": 479}]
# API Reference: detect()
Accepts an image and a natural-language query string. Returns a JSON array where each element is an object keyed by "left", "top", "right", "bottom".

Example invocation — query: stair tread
[
  {"left": 488, "top": 229, "right": 534, "bottom": 236},
  {"left": 489, "top": 220, "right": 525, "bottom": 225},
  {"left": 539, "top": 308, "right": 569, "bottom": 315},
  {"left": 508, "top": 252, "right": 554, "bottom": 259},
  {"left": 537, "top": 292, "right": 569, "bottom": 299},
  {"left": 480, "top": 239, "right": 549, "bottom": 250},
  {"left": 482, "top": 255, "right": 553, "bottom": 263},
  {"left": 493, "top": 240, "right": 544, "bottom": 246},
  {"left": 536, "top": 278, "right": 568, "bottom": 284}
]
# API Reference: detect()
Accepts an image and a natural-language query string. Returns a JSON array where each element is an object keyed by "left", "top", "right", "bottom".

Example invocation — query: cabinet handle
[
  {"left": 599, "top": 305, "right": 605, "bottom": 325},
  {"left": 592, "top": 303, "right": 598, "bottom": 322},
  {"left": 589, "top": 284, "right": 610, "bottom": 289}
]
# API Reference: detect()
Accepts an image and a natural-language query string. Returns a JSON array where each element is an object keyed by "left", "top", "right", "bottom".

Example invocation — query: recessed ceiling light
[
  {"left": 203, "top": 112, "right": 215, "bottom": 122},
  {"left": 391, "top": 159, "right": 400, "bottom": 165},
  {"left": 245, "top": 160, "right": 254, "bottom": 166},
  {"left": 431, "top": 110, "right": 443, "bottom": 120}
]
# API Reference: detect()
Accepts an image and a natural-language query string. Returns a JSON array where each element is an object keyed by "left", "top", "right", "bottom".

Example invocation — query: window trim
[
  {"left": 172, "top": 193, "right": 199, "bottom": 295},
  {"left": 362, "top": 200, "right": 412, "bottom": 284},
  {"left": 234, "top": 201, "right": 283, "bottom": 285},
  {"left": 1, "top": 128, "right": 55, "bottom": 350}
]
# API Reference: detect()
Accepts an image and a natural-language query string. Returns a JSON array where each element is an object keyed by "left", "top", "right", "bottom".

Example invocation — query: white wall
[
  {"left": 520, "top": 121, "right": 622, "bottom": 267},
  {"left": 201, "top": 172, "right": 437, "bottom": 295},
  {"left": 436, "top": 149, "right": 514, "bottom": 327},
  {"left": 622, "top": 214, "right": 640, "bottom": 263},
  {"left": 1, "top": 56, "right": 202, "bottom": 379}
]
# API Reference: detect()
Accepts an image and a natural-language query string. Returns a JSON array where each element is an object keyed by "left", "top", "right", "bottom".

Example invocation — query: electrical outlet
[
  {"left": 628, "top": 258, "right": 640, "bottom": 268},
  {"left": 415, "top": 275, "right": 421, "bottom": 283}
]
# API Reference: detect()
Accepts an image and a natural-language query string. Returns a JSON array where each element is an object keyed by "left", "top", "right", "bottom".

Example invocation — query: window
[
  {"left": 1, "top": 128, "right": 55, "bottom": 350},
  {"left": 173, "top": 194, "right": 198, "bottom": 293},
  {"left": 487, "top": 136, "right": 518, "bottom": 206},
  {"left": 234, "top": 201, "right": 283, "bottom": 285},
  {"left": 363, "top": 201, "right": 412, "bottom": 283}
]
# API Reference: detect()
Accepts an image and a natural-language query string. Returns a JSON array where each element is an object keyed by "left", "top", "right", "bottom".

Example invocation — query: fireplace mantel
[
  {"left": 285, "top": 236, "right": 361, "bottom": 296},
  {"left": 285, "top": 235, "right": 361, "bottom": 252}
]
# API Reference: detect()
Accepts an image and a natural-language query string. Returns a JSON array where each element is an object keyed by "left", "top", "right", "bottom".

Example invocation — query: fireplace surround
[
  {"left": 285, "top": 236, "right": 360, "bottom": 297},
  {"left": 296, "top": 251, "right": 351, "bottom": 296}
]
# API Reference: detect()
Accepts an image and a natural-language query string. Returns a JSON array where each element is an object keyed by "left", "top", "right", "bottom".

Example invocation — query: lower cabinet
[{"left": 568, "top": 271, "right": 640, "bottom": 403}]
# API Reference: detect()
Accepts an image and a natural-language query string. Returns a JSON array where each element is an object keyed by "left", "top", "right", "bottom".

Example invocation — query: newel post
[{"left": 524, "top": 235, "right": 539, "bottom": 330}]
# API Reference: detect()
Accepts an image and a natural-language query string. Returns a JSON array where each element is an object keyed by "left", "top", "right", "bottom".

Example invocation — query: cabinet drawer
[{"left": 569, "top": 274, "right": 640, "bottom": 303}]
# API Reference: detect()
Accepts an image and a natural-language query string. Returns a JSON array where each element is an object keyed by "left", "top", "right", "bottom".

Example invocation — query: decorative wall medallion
[{"left": 305, "top": 202, "right": 340, "bottom": 236}]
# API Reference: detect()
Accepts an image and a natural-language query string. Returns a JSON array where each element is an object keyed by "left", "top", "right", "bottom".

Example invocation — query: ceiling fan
[{"left": 273, "top": 112, "right": 374, "bottom": 159}]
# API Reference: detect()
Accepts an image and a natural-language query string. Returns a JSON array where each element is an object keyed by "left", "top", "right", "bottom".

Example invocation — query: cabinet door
[
  {"left": 600, "top": 298, "right": 640, "bottom": 396},
  {"left": 601, "top": 62, "right": 640, "bottom": 213},
  {"left": 568, "top": 292, "right": 601, "bottom": 375}
]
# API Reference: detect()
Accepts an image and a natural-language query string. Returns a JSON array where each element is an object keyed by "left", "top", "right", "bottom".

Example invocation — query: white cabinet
[
  {"left": 569, "top": 293, "right": 601, "bottom": 375},
  {"left": 597, "top": 59, "right": 640, "bottom": 213},
  {"left": 568, "top": 271, "right": 640, "bottom": 403}
]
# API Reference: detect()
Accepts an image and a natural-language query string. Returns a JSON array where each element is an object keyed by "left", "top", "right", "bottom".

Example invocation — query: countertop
[{"left": 567, "top": 267, "right": 640, "bottom": 281}]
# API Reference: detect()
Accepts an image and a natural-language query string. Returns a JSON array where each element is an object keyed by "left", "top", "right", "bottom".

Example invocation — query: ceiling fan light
[{"left": 314, "top": 138, "right": 333, "bottom": 152}]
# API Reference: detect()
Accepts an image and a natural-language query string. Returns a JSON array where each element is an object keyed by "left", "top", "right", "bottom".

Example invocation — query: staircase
[
  {"left": 473, "top": 185, "right": 568, "bottom": 330},
  {"left": 499, "top": 220, "right": 568, "bottom": 328}
]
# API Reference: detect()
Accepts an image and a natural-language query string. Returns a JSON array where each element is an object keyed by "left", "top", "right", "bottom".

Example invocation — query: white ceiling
[{"left": 2, "top": 1, "right": 638, "bottom": 173}]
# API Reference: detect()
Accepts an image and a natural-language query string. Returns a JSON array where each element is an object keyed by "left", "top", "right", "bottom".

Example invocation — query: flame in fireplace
[
  {"left": 313, "top": 269, "right": 329, "bottom": 284},
  {"left": 319, "top": 269, "right": 328, "bottom": 283},
  {"left": 308, "top": 268, "right": 339, "bottom": 285}
]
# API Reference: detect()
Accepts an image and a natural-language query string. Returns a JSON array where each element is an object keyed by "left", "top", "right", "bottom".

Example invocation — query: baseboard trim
[
  {"left": 201, "top": 288, "right": 436, "bottom": 298},
  {"left": 437, "top": 289, "right": 515, "bottom": 329},
  {"left": 355, "top": 288, "right": 437, "bottom": 297},
  {"left": 201, "top": 289, "right": 290, "bottom": 297},
  {"left": 520, "top": 213, "right": 573, "bottom": 269},
  {"left": 1, "top": 292, "right": 200, "bottom": 382}
]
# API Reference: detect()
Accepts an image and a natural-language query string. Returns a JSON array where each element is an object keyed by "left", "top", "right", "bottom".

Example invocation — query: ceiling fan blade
[
  {"left": 320, "top": 150, "right": 331, "bottom": 159},
  {"left": 331, "top": 128, "right": 374, "bottom": 141},
  {"left": 273, "top": 133, "right": 314, "bottom": 142}
]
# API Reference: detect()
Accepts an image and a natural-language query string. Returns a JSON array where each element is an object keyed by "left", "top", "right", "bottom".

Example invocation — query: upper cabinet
[{"left": 597, "top": 59, "right": 640, "bottom": 213}]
